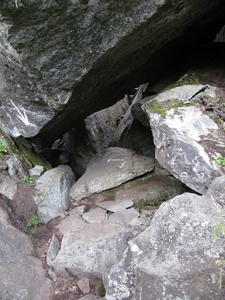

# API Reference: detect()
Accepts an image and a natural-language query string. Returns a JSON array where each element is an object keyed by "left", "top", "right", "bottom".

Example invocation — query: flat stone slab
[
  {"left": 97, "top": 200, "right": 133, "bottom": 212},
  {"left": 70, "top": 147, "right": 154, "bottom": 201},
  {"left": 109, "top": 208, "right": 139, "bottom": 226},
  {"left": 49, "top": 215, "right": 134, "bottom": 278},
  {"left": 82, "top": 207, "right": 106, "bottom": 223}
]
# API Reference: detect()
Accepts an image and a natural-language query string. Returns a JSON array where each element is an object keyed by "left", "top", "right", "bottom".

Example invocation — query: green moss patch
[
  {"left": 146, "top": 99, "right": 188, "bottom": 118},
  {"left": 169, "top": 72, "right": 203, "bottom": 88}
]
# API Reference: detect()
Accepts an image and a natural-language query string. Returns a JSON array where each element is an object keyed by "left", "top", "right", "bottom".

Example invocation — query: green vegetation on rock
[
  {"left": 0, "top": 141, "right": 7, "bottom": 155},
  {"left": 23, "top": 213, "right": 42, "bottom": 234},
  {"left": 169, "top": 72, "right": 203, "bottom": 88},
  {"left": 146, "top": 100, "right": 188, "bottom": 118}
]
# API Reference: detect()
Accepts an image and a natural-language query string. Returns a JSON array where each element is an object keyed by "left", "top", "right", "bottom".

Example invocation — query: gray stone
[
  {"left": 214, "top": 25, "right": 225, "bottom": 42},
  {"left": 104, "top": 175, "right": 225, "bottom": 299},
  {"left": 115, "top": 175, "right": 187, "bottom": 206},
  {"left": 0, "top": 173, "right": 17, "bottom": 200},
  {"left": 69, "top": 205, "right": 87, "bottom": 217},
  {"left": 111, "top": 86, "right": 155, "bottom": 157},
  {"left": 29, "top": 165, "right": 45, "bottom": 177},
  {"left": 97, "top": 200, "right": 134, "bottom": 213},
  {"left": 205, "top": 175, "right": 225, "bottom": 209},
  {"left": 0, "top": 207, "right": 53, "bottom": 300},
  {"left": 46, "top": 234, "right": 61, "bottom": 266},
  {"left": 111, "top": 85, "right": 145, "bottom": 146},
  {"left": 34, "top": 165, "right": 75, "bottom": 223},
  {"left": 130, "top": 215, "right": 151, "bottom": 228},
  {"left": 49, "top": 215, "right": 134, "bottom": 278},
  {"left": 77, "top": 278, "right": 90, "bottom": 294},
  {"left": 82, "top": 207, "right": 106, "bottom": 223},
  {"left": 0, "top": 159, "right": 7, "bottom": 171},
  {"left": 70, "top": 147, "right": 154, "bottom": 201},
  {"left": 71, "top": 97, "right": 129, "bottom": 177},
  {"left": 109, "top": 208, "right": 140, "bottom": 227},
  {"left": 0, "top": 1, "right": 223, "bottom": 142},
  {"left": 85, "top": 97, "right": 130, "bottom": 153},
  {"left": 144, "top": 85, "right": 225, "bottom": 194},
  {"left": 6, "top": 154, "right": 29, "bottom": 179},
  {"left": 78, "top": 295, "right": 97, "bottom": 300}
]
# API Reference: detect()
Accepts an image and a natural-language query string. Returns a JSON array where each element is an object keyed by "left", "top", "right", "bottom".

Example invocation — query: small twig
[{"left": 15, "top": 0, "right": 18, "bottom": 8}]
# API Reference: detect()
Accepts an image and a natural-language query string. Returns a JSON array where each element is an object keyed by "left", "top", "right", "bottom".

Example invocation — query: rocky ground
[{"left": 0, "top": 171, "right": 104, "bottom": 299}]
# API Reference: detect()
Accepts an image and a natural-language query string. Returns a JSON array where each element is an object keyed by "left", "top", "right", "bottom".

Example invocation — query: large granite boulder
[
  {"left": 104, "top": 175, "right": 225, "bottom": 299},
  {"left": 0, "top": 1, "right": 225, "bottom": 143},
  {"left": 143, "top": 84, "right": 225, "bottom": 194},
  {"left": 0, "top": 206, "right": 53, "bottom": 300},
  {"left": 34, "top": 165, "right": 75, "bottom": 223},
  {"left": 48, "top": 214, "right": 134, "bottom": 278},
  {"left": 70, "top": 147, "right": 155, "bottom": 201}
]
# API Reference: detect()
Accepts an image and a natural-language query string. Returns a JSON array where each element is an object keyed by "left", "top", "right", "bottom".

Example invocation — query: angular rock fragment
[{"left": 34, "top": 165, "right": 75, "bottom": 223}]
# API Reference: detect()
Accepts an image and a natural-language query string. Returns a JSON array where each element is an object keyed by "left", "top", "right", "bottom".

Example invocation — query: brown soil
[{"left": 0, "top": 169, "right": 104, "bottom": 300}]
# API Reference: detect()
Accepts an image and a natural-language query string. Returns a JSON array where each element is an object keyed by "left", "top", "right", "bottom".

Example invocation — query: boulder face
[
  {"left": 104, "top": 175, "right": 225, "bottom": 299},
  {"left": 0, "top": 1, "right": 225, "bottom": 143},
  {"left": 0, "top": 206, "right": 53, "bottom": 300},
  {"left": 70, "top": 147, "right": 155, "bottom": 201},
  {"left": 34, "top": 165, "right": 75, "bottom": 223},
  {"left": 143, "top": 84, "right": 225, "bottom": 194},
  {"left": 48, "top": 215, "right": 135, "bottom": 279}
]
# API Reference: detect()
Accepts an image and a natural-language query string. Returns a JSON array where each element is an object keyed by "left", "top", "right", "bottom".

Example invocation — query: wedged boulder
[
  {"left": 1, "top": 1, "right": 225, "bottom": 143},
  {"left": 144, "top": 84, "right": 225, "bottom": 194},
  {"left": 111, "top": 85, "right": 155, "bottom": 157},
  {"left": 48, "top": 215, "right": 134, "bottom": 278},
  {"left": 34, "top": 165, "right": 75, "bottom": 223},
  {"left": 70, "top": 147, "right": 154, "bottom": 201},
  {"left": 115, "top": 174, "right": 188, "bottom": 206},
  {"left": 103, "top": 175, "right": 225, "bottom": 300},
  {"left": 71, "top": 96, "right": 130, "bottom": 177},
  {"left": 0, "top": 206, "right": 53, "bottom": 300}
]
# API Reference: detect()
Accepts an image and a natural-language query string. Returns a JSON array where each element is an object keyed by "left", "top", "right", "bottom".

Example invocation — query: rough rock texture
[
  {"left": 29, "top": 165, "right": 45, "bottom": 177},
  {"left": 0, "top": 172, "right": 17, "bottom": 200},
  {"left": 71, "top": 96, "right": 130, "bottom": 177},
  {"left": 84, "top": 97, "right": 130, "bottom": 153},
  {"left": 70, "top": 147, "right": 155, "bottom": 201},
  {"left": 0, "top": 1, "right": 225, "bottom": 143},
  {"left": 49, "top": 215, "right": 135, "bottom": 278},
  {"left": 144, "top": 84, "right": 225, "bottom": 194},
  {"left": 104, "top": 175, "right": 225, "bottom": 299},
  {"left": 6, "top": 154, "right": 29, "bottom": 179},
  {"left": 111, "top": 85, "right": 155, "bottom": 157},
  {"left": 0, "top": 206, "right": 53, "bottom": 300},
  {"left": 115, "top": 174, "right": 187, "bottom": 206},
  {"left": 34, "top": 165, "right": 75, "bottom": 223},
  {"left": 97, "top": 200, "right": 134, "bottom": 213}
]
